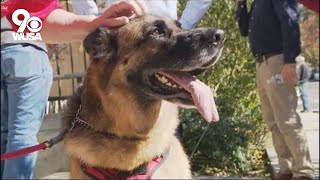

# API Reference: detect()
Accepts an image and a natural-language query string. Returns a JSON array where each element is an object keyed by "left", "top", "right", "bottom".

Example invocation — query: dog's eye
[{"left": 152, "top": 27, "right": 165, "bottom": 35}]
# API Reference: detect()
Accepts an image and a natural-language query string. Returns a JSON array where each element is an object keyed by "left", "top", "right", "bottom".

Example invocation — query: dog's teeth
[
  {"left": 155, "top": 74, "right": 165, "bottom": 82},
  {"left": 161, "top": 77, "right": 168, "bottom": 83},
  {"left": 158, "top": 77, "right": 167, "bottom": 83},
  {"left": 155, "top": 73, "right": 181, "bottom": 88}
]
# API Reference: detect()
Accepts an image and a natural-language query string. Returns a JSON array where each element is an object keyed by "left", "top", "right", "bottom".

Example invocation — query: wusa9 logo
[{"left": 11, "top": 9, "right": 42, "bottom": 41}]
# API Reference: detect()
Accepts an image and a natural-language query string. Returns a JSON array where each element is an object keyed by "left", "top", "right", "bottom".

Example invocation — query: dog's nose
[{"left": 213, "top": 29, "right": 224, "bottom": 45}]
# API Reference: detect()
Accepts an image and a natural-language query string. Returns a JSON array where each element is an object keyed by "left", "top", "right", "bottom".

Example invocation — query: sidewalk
[{"left": 266, "top": 110, "right": 319, "bottom": 179}]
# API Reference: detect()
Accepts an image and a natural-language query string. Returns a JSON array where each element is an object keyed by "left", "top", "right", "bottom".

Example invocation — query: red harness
[{"left": 81, "top": 147, "right": 170, "bottom": 180}]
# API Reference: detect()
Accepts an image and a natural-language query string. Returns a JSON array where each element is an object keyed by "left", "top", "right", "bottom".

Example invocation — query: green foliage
[{"left": 178, "top": 0, "right": 269, "bottom": 176}]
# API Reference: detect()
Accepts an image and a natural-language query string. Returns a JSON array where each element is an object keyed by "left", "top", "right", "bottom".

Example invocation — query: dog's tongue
[{"left": 159, "top": 71, "right": 219, "bottom": 123}]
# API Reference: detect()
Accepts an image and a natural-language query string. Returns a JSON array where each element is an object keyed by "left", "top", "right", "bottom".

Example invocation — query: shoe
[
  {"left": 300, "top": 109, "right": 310, "bottom": 113},
  {"left": 272, "top": 172, "right": 293, "bottom": 180},
  {"left": 292, "top": 176, "right": 313, "bottom": 180}
]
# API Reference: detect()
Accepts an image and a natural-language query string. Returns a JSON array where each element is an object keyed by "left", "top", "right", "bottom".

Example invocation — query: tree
[{"left": 300, "top": 7, "right": 319, "bottom": 67}]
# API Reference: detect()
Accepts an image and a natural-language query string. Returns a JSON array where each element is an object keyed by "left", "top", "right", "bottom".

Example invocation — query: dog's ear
[{"left": 83, "top": 27, "right": 116, "bottom": 60}]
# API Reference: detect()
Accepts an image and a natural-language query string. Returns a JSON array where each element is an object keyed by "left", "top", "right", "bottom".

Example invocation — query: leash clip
[
  {"left": 43, "top": 141, "right": 52, "bottom": 150},
  {"left": 44, "top": 127, "right": 69, "bottom": 150}
]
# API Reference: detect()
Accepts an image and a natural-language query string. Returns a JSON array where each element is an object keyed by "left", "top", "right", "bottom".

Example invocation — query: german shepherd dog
[{"left": 62, "top": 15, "right": 224, "bottom": 179}]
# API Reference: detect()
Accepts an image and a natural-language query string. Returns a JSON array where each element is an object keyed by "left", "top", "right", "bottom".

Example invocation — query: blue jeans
[
  {"left": 299, "top": 82, "right": 309, "bottom": 111},
  {"left": 1, "top": 44, "right": 52, "bottom": 179}
]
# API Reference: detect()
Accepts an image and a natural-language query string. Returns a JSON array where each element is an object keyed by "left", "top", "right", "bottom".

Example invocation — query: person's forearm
[
  {"left": 40, "top": 9, "right": 97, "bottom": 43},
  {"left": 179, "top": 0, "right": 212, "bottom": 30}
]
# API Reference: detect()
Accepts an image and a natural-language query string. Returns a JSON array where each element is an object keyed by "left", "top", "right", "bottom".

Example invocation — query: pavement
[{"left": 266, "top": 111, "right": 319, "bottom": 179}]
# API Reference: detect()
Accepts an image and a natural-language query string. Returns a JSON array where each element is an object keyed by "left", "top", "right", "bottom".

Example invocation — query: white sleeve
[
  {"left": 70, "top": 0, "right": 99, "bottom": 15},
  {"left": 105, "top": 0, "right": 116, "bottom": 7},
  {"left": 179, "top": 0, "right": 213, "bottom": 30}
]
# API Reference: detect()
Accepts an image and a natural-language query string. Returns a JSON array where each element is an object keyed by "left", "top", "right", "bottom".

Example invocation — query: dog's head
[{"left": 83, "top": 15, "right": 224, "bottom": 122}]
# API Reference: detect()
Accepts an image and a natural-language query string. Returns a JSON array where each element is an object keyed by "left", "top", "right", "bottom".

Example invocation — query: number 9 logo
[{"left": 12, "top": 9, "right": 42, "bottom": 33}]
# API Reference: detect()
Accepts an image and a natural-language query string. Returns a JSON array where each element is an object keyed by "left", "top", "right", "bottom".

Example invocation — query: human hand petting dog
[
  {"left": 93, "top": 0, "right": 146, "bottom": 29},
  {"left": 42, "top": 0, "right": 146, "bottom": 43},
  {"left": 281, "top": 64, "right": 298, "bottom": 85}
]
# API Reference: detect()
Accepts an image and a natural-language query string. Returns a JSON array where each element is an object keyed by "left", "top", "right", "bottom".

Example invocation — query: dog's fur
[{"left": 62, "top": 15, "right": 224, "bottom": 179}]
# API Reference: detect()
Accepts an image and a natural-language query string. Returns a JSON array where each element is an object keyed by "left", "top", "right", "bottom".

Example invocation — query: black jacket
[{"left": 236, "top": 0, "right": 301, "bottom": 64}]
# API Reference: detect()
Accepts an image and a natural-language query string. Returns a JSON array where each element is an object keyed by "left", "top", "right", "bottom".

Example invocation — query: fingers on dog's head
[
  {"left": 84, "top": 28, "right": 117, "bottom": 60},
  {"left": 107, "top": 0, "right": 147, "bottom": 19}
]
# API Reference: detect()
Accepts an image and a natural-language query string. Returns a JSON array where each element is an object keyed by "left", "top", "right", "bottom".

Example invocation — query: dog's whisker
[{"left": 172, "top": 60, "right": 183, "bottom": 69}]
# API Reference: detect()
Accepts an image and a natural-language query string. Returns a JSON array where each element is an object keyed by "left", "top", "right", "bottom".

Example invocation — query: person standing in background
[
  {"left": 236, "top": 0, "right": 314, "bottom": 179},
  {"left": 296, "top": 55, "right": 310, "bottom": 113},
  {"left": 70, "top": 0, "right": 213, "bottom": 140}
]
